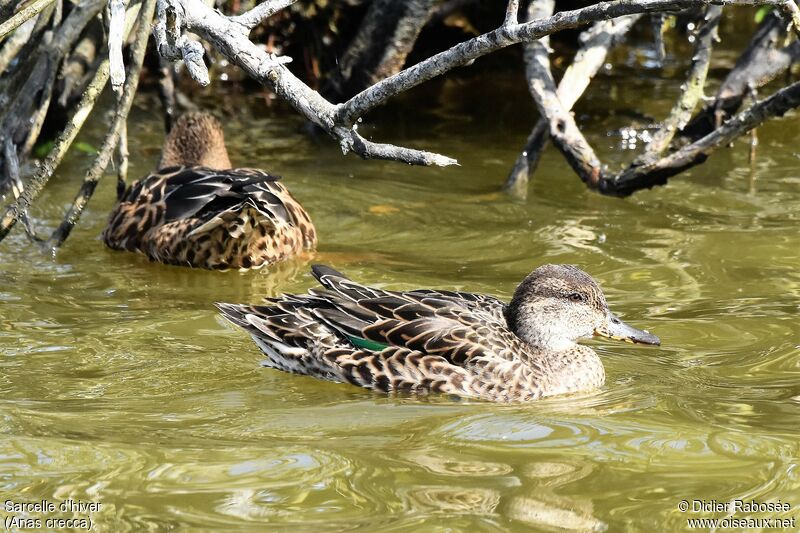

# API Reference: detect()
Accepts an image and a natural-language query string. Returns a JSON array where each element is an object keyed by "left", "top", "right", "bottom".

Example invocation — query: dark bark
[
  {"left": 0, "top": 0, "right": 17, "bottom": 23},
  {"left": 0, "top": 0, "right": 104, "bottom": 182},
  {"left": 57, "top": 19, "right": 104, "bottom": 107},
  {"left": 680, "top": 11, "right": 800, "bottom": 140},
  {"left": 325, "top": 0, "right": 439, "bottom": 100}
]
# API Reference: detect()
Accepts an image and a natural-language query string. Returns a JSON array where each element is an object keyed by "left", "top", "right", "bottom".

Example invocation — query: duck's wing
[
  {"left": 160, "top": 167, "right": 285, "bottom": 224},
  {"left": 309, "top": 265, "right": 526, "bottom": 365}
]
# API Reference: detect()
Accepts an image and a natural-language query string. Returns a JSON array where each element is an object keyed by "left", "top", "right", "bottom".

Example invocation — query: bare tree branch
[
  {"left": 48, "top": 0, "right": 156, "bottom": 248},
  {"left": 155, "top": 0, "right": 458, "bottom": 166},
  {"left": 108, "top": 0, "right": 129, "bottom": 92},
  {"left": 504, "top": 0, "right": 520, "bottom": 27},
  {"left": 505, "top": 14, "right": 641, "bottom": 195},
  {"left": 0, "top": 59, "right": 110, "bottom": 242},
  {"left": 639, "top": 5, "right": 722, "bottom": 159},
  {"left": 779, "top": 0, "right": 800, "bottom": 35},
  {"left": 604, "top": 80, "right": 800, "bottom": 195},
  {"left": 3, "top": 139, "right": 41, "bottom": 241},
  {"left": 155, "top": 0, "right": 785, "bottom": 171},
  {"left": 681, "top": 11, "right": 800, "bottom": 140},
  {"left": 519, "top": 0, "right": 607, "bottom": 189},
  {"left": 230, "top": 0, "right": 297, "bottom": 31},
  {"left": 335, "top": 0, "right": 787, "bottom": 128},
  {"left": 0, "top": 0, "right": 55, "bottom": 40}
]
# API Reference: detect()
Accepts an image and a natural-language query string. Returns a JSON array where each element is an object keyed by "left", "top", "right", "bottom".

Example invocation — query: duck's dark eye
[{"left": 568, "top": 293, "right": 585, "bottom": 303}]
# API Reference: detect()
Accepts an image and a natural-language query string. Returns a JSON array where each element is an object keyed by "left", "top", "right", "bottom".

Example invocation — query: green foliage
[
  {"left": 33, "top": 140, "right": 96, "bottom": 158},
  {"left": 755, "top": 6, "right": 773, "bottom": 23}
]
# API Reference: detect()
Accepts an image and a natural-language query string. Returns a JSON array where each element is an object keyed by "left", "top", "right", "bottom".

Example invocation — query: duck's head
[
  {"left": 159, "top": 112, "right": 232, "bottom": 170},
  {"left": 505, "top": 264, "right": 660, "bottom": 351}
]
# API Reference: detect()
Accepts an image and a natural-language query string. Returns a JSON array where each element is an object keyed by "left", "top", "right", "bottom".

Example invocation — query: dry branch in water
[
  {"left": 681, "top": 10, "right": 800, "bottom": 140},
  {"left": 604, "top": 80, "right": 800, "bottom": 195},
  {"left": 0, "top": 0, "right": 799, "bottom": 247},
  {"left": 152, "top": 0, "right": 793, "bottom": 170},
  {"left": 48, "top": 0, "right": 156, "bottom": 249},
  {"left": 504, "top": 13, "right": 641, "bottom": 196}
]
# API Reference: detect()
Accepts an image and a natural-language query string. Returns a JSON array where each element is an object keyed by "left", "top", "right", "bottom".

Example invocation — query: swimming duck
[
  {"left": 102, "top": 112, "right": 316, "bottom": 270},
  {"left": 217, "top": 264, "right": 660, "bottom": 402}
]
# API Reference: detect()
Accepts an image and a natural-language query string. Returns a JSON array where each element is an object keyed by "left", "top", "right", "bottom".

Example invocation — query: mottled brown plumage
[
  {"left": 217, "top": 264, "right": 660, "bottom": 402},
  {"left": 103, "top": 113, "right": 316, "bottom": 270}
]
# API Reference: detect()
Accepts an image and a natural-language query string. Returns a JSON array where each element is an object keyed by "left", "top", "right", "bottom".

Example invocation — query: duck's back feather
[{"left": 103, "top": 166, "right": 316, "bottom": 270}]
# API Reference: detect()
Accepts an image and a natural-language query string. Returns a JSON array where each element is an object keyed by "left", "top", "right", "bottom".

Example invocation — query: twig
[
  {"left": 229, "top": 0, "right": 297, "bottom": 30},
  {"left": 47, "top": 0, "right": 155, "bottom": 249},
  {"left": 3, "top": 140, "right": 42, "bottom": 241},
  {"left": 504, "top": 14, "right": 640, "bottom": 195},
  {"left": 604, "top": 80, "right": 800, "bottom": 195},
  {"left": 108, "top": 0, "right": 129, "bottom": 92},
  {"left": 681, "top": 11, "right": 800, "bottom": 140},
  {"left": 0, "top": 0, "right": 55, "bottom": 40},
  {"left": 0, "top": 53, "right": 110, "bottom": 242},
  {"left": 335, "top": 0, "right": 787, "bottom": 128},
  {"left": 639, "top": 5, "right": 722, "bottom": 159},
  {"left": 504, "top": 0, "right": 520, "bottom": 27}
]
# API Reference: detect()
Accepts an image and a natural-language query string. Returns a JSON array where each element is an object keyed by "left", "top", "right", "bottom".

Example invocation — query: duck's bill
[{"left": 594, "top": 313, "right": 660, "bottom": 346}]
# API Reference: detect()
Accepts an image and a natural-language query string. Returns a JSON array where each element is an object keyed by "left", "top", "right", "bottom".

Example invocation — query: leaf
[
  {"left": 72, "top": 141, "right": 97, "bottom": 155},
  {"left": 755, "top": 6, "right": 773, "bottom": 23},
  {"left": 33, "top": 140, "right": 97, "bottom": 158},
  {"left": 33, "top": 140, "right": 55, "bottom": 159},
  {"left": 368, "top": 204, "right": 400, "bottom": 215}
]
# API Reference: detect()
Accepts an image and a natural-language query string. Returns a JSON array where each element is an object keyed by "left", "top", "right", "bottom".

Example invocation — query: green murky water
[{"left": 2, "top": 50, "right": 800, "bottom": 530}]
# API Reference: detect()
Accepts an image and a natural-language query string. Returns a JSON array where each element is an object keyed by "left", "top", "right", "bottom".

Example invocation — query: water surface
[{"left": 1, "top": 51, "right": 799, "bottom": 531}]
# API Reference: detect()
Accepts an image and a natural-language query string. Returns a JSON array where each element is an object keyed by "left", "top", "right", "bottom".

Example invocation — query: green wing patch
[{"left": 346, "top": 334, "right": 389, "bottom": 352}]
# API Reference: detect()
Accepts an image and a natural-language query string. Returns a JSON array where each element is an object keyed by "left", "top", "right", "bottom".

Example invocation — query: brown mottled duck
[
  {"left": 216, "top": 264, "right": 660, "bottom": 402},
  {"left": 103, "top": 112, "right": 316, "bottom": 270}
]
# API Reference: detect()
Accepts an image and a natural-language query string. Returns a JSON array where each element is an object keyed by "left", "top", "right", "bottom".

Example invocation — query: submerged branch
[
  {"left": 505, "top": 14, "right": 640, "bottom": 195},
  {"left": 681, "top": 11, "right": 800, "bottom": 140},
  {"left": 638, "top": 5, "right": 722, "bottom": 159},
  {"left": 48, "top": 0, "right": 156, "bottom": 249},
  {"left": 603, "top": 80, "right": 800, "bottom": 195},
  {"left": 0, "top": 59, "right": 111, "bottom": 243}
]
